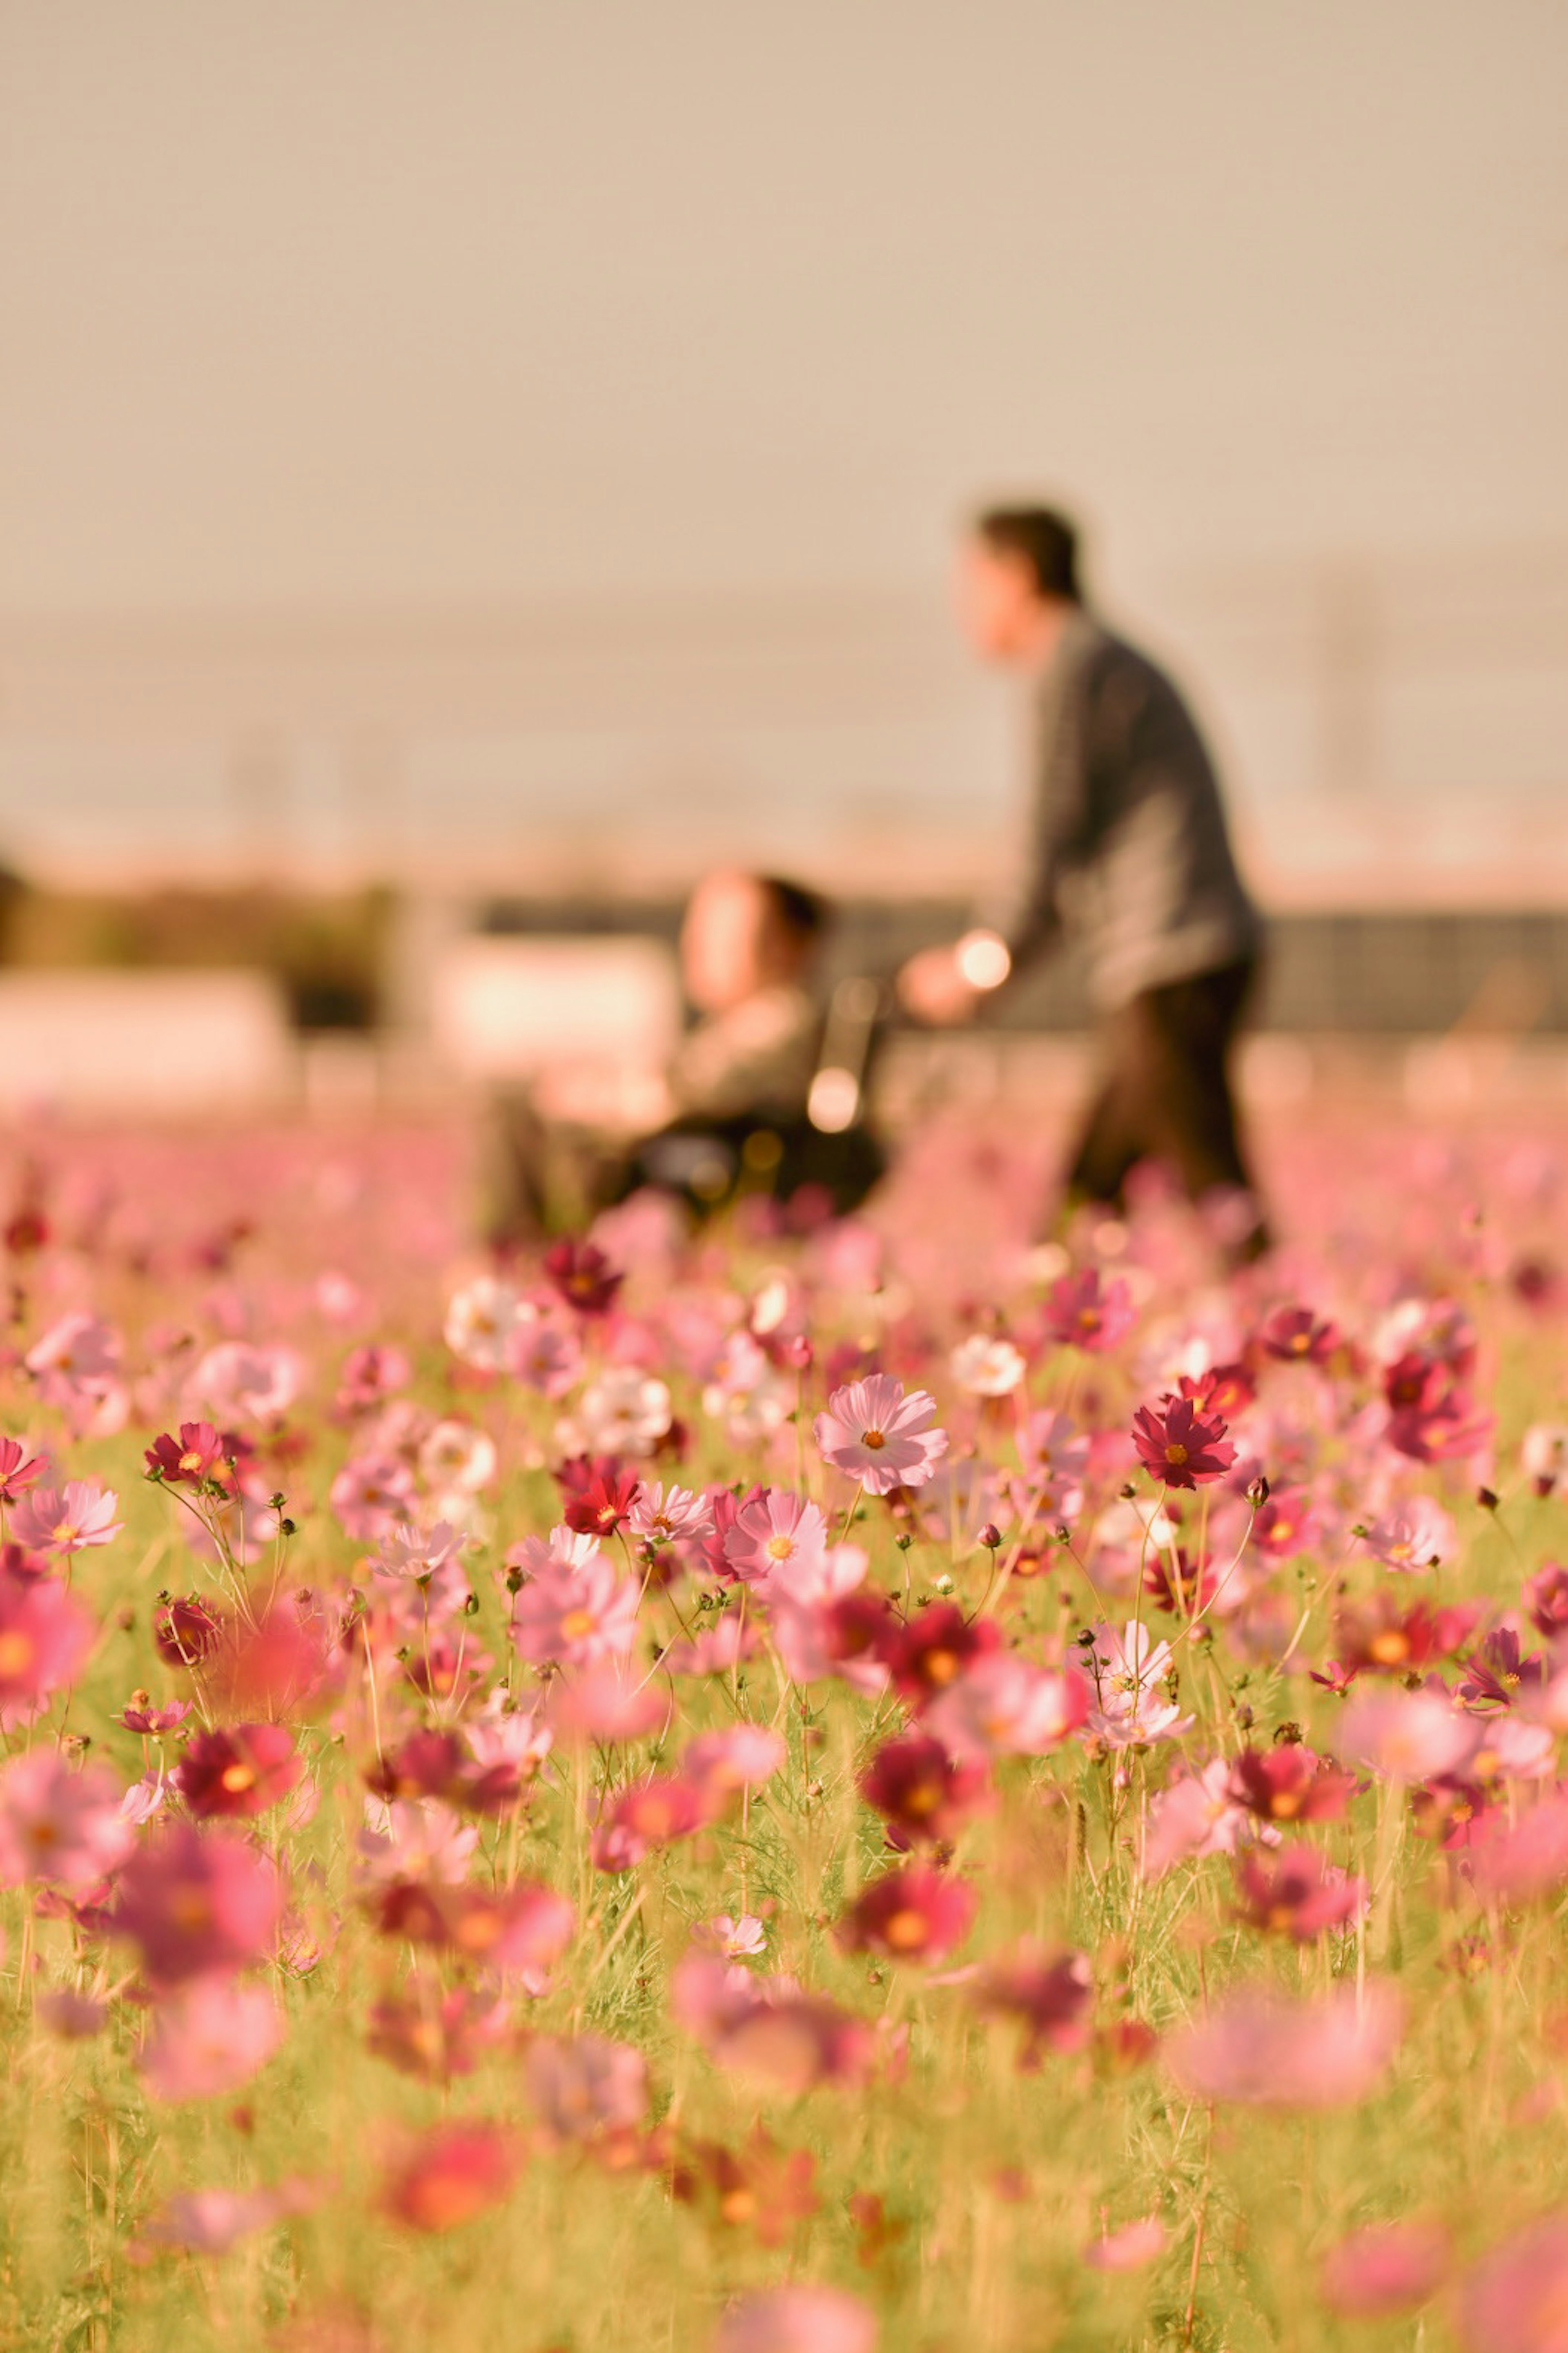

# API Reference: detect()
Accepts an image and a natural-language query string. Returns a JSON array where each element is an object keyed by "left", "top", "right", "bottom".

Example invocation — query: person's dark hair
[
  {"left": 973, "top": 504, "right": 1082, "bottom": 603},
  {"left": 756, "top": 873, "right": 828, "bottom": 946}
]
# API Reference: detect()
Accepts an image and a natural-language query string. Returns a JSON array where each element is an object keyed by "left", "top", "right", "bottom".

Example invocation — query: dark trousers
[{"left": 1062, "top": 958, "right": 1266, "bottom": 1250}]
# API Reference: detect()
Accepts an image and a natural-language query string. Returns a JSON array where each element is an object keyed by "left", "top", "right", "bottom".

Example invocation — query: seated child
[{"left": 481, "top": 869, "right": 883, "bottom": 1243}]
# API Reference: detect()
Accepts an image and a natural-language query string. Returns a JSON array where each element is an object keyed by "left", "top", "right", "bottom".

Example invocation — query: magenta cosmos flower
[
  {"left": 1131, "top": 1396, "right": 1236, "bottom": 1490},
  {"left": 1459, "top": 2213, "right": 1568, "bottom": 2353},
  {"left": 814, "top": 1375, "right": 948, "bottom": 1496},
  {"left": 0, "top": 1566, "right": 93, "bottom": 1721},
  {"left": 837, "top": 1861, "right": 977, "bottom": 1965}
]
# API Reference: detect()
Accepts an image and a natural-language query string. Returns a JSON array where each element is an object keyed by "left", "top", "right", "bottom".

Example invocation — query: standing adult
[{"left": 898, "top": 504, "right": 1268, "bottom": 1259}]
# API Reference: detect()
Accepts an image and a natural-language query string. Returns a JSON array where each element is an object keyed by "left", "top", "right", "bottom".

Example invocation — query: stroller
[{"left": 612, "top": 973, "right": 891, "bottom": 1223}]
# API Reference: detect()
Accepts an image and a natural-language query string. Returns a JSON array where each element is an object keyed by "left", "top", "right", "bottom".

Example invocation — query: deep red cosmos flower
[
  {"left": 1131, "top": 1396, "right": 1237, "bottom": 1490},
  {"left": 543, "top": 1238, "right": 624, "bottom": 1318}
]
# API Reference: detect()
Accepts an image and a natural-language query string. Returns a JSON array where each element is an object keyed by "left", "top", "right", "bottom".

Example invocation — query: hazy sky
[{"left": 3, "top": 0, "right": 1566, "bottom": 616}]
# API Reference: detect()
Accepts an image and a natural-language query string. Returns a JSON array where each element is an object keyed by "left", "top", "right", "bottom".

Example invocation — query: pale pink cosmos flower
[
  {"left": 1086, "top": 1624, "right": 1195, "bottom": 1750},
  {"left": 927, "top": 1654, "right": 1091, "bottom": 1762},
  {"left": 1142, "top": 1758, "right": 1260, "bottom": 1879},
  {"left": 190, "top": 1340, "right": 301, "bottom": 1428},
  {"left": 949, "top": 1335, "right": 1027, "bottom": 1397},
  {"left": 547, "top": 1654, "right": 668, "bottom": 1744},
  {"left": 508, "top": 1306, "right": 583, "bottom": 1398},
  {"left": 723, "top": 1491, "right": 829, "bottom": 1591},
  {"left": 525, "top": 2032, "right": 648, "bottom": 2143},
  {"left": 1336, "top": 1688, "right": 1481, "bottom": 1782},
  {"left": 1319, "top": 2220, "right": 1448, "bottom": 2318},
  {"left": 131, "top": 2177, "right": 322, "bottom": 2259},
  {"left": 1458, "top": 2213, "right": 1568, "bottom": 2352},
  {"left": 417, "top": 1419, "right": 498, "bottom": 1494},
  {"left": 1166, "top": 1981, "right": 1403, "bottom": 2107},
  {"left": 628, "top": 1481, "right": 715, "bottom": 1549},
  {"left": 444, "top": 1276, "right": 528, "bottom": 1372},
  {"left": 702, "top": 1330, "right": 794, "bottom": 1444},
  {"left": 25, "top": 1313, "right": 121, "bottom": 1401},
  {"left": 1016, "top": 1409, "right": 1091, "bottom": 1511},
  {"left": 139, "top": 1979, "right": 284, "bottom": 2101},
  {"left": 692, "top": 1913, "right": 767, "bottom": 1959},
  {"left": 561, "top": 1366, "right": 671, "bottom": 1458},
  {"left": 357, "top": 1799, "right": 480, "bottom": 1885},
  {"left": 507, "top": 1525, "right": 603, "bottom": 1580},
  {"left": 0, "top": 1750, "right": 132, "bottom": 1888},
  {"left": 1359, "top": 1496, "right": 1457, "bottom": 1571},
  {"left": 684, "top": 1724, "right": 787, "bottom": 1796},
  {"left": 375, "top": 1520, "right": 466, "bottom": 1582},
  {"left": 511, "top": 1553, "right": 640, "bottom": 1668},
  {"left": 815, "top": 1375, "right": 948, "bottom": 1496},
  {"left": 10, "top": 1482, "right": 122, "bottom": 1558},
  {"left": 715, "top": 2285, "right": 877, "bottom": 2353}
]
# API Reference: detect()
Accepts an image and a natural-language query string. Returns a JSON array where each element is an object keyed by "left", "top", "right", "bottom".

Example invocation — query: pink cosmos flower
[
  {"left": 380, "top": 2122, "right": 522, "bottom": 2232},
  {"left": 1041, "top": 1268, "right": 1136, "bottom": 1353},
  {"left": 1467, "top": 1793, "right": 1568, "bottom": 1903},
  {"left": 509, "top": 1309, "right": 583, "bottom": 1398},
  {"left": 131, "top": 2177, "right": 321, "bottom": 2259},
  {"left": 1083, "top": 2217, "right": 1167, "bottom": 2271},
  {"left": 723, "top": 1490, "right": 829, "bottom": 1589},
  {"left": 815, "top": 1375, "right": 947, "bottom": 1495},
  {"left": 1165, "top": 1982, "right": 1403, "bottom": 2107},
  {"left": 714, "top": 2286, "right": 877, "bottom": 2353},
  {"left": 511, "top": 1552, "right": 640, "bottom": 1668},
  {"left": 1131, "top": 1396, "right": 1236, "bottom": 1490},
  {"left": 357, "top": 1798, "right": 480, "bottom": 1885},
  {"left": 670, "top": 1952, "right": 874, "bottom": 2094},
  {"left": 590, "top": 1773, "right": 720, "bottom": 1871},
  {"left": 329, "top": 1452, "right": 416, "bottom": 1542},
  {"left": 112, "top": 1822, "right": 282, "bottom": 1985},
  {"left": 1320, "top": 2221, "right": 1448, "bottom": 2319},
  {"left": 1142, "top": 1759, "right": 1256, "bottom": 1877},
  {"left": 525, "top": 2031, "right": 648, "bottom": 2144},
  {"left": 1232, "top": 1844, "right": 1367, "bottom": 1941},
  {"left": 10, "top": 1481, "right": 122, "bottom": 1557},
  {"left": 139, "top": 1978, "right": 284, "bottom": 2101},
  {"left": 0, "top": 1566, "right": 93, "bottom": 1723},
  {"left": 1459, "top": 2213, "right": 1568, "bottom": 2352},
  {"left": 547, "top": 1658, "right": 667, "bottom": 1744},
  {"left": 926, "top": 1654, "right": 1091, "bottom": 1762},
  {"left": 972, "top": 1944, "right": 1094, "bottom": 2069},
  {"left": 0, "top": 1751, "right": 132, "bottom": 1888},
  {"left": 838, "top": 1863, "right": 977, "bottom": 1965},
  {"left": 1336, "top": 1688, "right": 1481, "bottom": 1782},
  {"left": 684, "top": 1723, "right": 788, "bottom": 1798}
]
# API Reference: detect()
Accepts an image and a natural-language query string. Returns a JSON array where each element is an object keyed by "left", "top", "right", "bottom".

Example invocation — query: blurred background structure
[{"left": 0, "top": 2, "right": 1565, "bottom": 1117}]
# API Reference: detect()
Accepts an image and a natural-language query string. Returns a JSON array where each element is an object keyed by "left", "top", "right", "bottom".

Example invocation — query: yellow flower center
[
  {"left": 883, "top": 1908, "right": 929, "bottom": 1952},
  {"left": 862, "top": 1429, "right": 886, "bottom": 1451},
  {"left": 560, "top": 1608, "right": 598, "bottom": 1641},
  {"left": 1164, "top": 1444, "right": 1189, "bottom": 1468}
]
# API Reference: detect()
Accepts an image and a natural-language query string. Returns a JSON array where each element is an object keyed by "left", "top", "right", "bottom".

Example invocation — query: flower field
[{"left": 3, "top": 1108, "right": 1568, "bottom": 2352}]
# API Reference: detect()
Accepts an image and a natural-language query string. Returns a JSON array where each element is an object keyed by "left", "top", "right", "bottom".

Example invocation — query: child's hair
[{"left": 755, "top": 874, "right": 829, "bottom": 948}]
